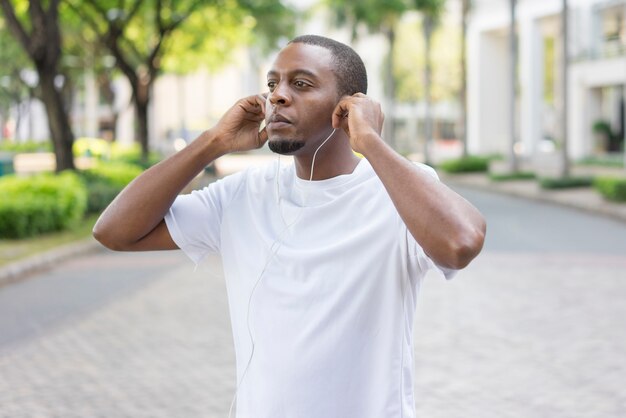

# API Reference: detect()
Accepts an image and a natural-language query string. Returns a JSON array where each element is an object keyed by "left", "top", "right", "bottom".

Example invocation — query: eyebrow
[{"left": 267, "top": 69, "right": 320, "bottom": 80}]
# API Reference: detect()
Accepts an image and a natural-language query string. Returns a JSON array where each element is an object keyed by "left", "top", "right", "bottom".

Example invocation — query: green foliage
[
  {"left": 592, "top": 120, "right": 613, "bottom": 136},
  {"left": 394, "top": 16, "right": 461, "bottom": 102},
  {"left": 593, "top": 177, "right": 626, "bottom": 202},
  {"left": 109, "top": 144, "right": 162, "bottom": 169},
  {"left": 577, "top": 155, "right": 624, "bottom": 168},
  {"left": 73, "top": 137, "right": 110, "bottom": 158},
  {"left": 489, "top": 171, "right": 536, "bottom": 181},
  {"left": 78, "top": 162, "right": 142, "bottom": 213},
  {"left": 438, "top": 156, "right": 490, "bottom": 173},
  {"left": 327, "top": 0, "right": 408, "bottom": 34},
  {"left": 0, "top": 140, "right": 52, "bottom": 153},
  {"left": 0, "top": 172, "right": 87, "bottom": 239},
  {"left": 0, "top": 13, "right": 34, "bottom": 126},
  {"left": 539, "top": 176, "right": 594, "bottom": 189}
]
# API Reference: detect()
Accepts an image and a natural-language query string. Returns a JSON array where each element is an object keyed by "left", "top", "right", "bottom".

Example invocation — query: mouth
[{"left": 267, "top": 113, "right": 292, "bottom": 130}]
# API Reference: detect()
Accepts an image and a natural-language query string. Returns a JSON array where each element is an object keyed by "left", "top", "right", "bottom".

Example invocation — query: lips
[{"left": 267, "top": 113, "right": 292, "bottom": 129}]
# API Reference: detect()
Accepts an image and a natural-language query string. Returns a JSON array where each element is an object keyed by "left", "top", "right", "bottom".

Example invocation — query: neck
[{"left": 293, "top": 130, "right": 360, "bottom": 180}]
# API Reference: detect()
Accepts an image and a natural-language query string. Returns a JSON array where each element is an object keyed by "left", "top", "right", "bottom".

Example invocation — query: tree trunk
[
  {"left": 559, "top": 0, "right": 570, "bottom": 178},
  {"left": 133, "top": 78, "right": 151, "bottom": 164},
  {"left": 459, "top": 0, "right": 469, "bottom": 157},
  {"left": 384, "top": 27, "right": 397, "bottom": 149},
  {"left": 38, "top": 70, "right": 75, "bottom": 171},
  {"left": 423, "top": 16, "right": 434, "bottom": 165},
  {"left": 136, "top": 98, "right": 149, "bottom": 163},
  {"left": 509, "top": 0, "right": 519, "bottom": 172}
]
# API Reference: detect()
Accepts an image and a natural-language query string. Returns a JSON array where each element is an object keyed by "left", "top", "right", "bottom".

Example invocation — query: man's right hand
[
  {"left": 93, "top": 93, "right": 271, "bottom": 252},
  {"left": 211, "top": 93, "right": 269, "bottom": 154}
]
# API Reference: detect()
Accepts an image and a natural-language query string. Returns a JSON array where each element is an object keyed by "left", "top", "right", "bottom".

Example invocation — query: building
[{"left": 467, "top": 0, "right": 625, "bottom": 161}]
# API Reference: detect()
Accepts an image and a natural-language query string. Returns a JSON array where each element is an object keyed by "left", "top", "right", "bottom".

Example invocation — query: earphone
[{"left": 227, "top": 128, "right": 337, "bottom": 418}]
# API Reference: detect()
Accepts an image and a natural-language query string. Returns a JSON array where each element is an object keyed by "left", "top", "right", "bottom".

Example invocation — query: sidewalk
[{"left": 442, "top": 171, "right": 626, "bottom": 223}]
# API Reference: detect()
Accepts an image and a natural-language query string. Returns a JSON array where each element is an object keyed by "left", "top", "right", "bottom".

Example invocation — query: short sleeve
[{"left": 164, "top": 171, "right": 245, "bottom": 264}]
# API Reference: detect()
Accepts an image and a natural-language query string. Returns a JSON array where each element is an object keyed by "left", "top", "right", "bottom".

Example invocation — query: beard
[{"left": 268, "top": 138, "right": 306, "bottom": 155}]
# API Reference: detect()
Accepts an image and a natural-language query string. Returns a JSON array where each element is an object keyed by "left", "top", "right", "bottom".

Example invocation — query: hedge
[
  {"left": 593, "top": 177, "right": 626, "bottom": 202},
  {"left": 539, "top": 176, "right": 594, "bottom": 189},
  {"left": 438, "top": 156, "right": 490, "bottom": 173},
  {"left": 489, "top": 171, "right": 536, "bottom": 181},
  {"left": 78, "top": 162, "right": 142, "bottom": 213},
  {"left": 0, "top": 172, "right": 87, "bottom": 239}
]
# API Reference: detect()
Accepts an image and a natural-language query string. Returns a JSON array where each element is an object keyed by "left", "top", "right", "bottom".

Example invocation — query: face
[{"left": 265, "top": 43, "right": 339, "bottom": 155}]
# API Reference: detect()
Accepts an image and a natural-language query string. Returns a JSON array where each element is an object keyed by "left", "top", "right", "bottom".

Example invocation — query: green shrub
[
  {"left": 539, "top": 176, "right": 594, "bottom": 189},
  {"left": 438, "top": 156, "right": 490, "bottom": 173},
  {"left": 577, "top": 155, "right": 624, "bottom": 168},
  {"left": 489, "top": 171, "right": 536, "bottom": 181},
  {"left": 593, "top": 177, "right": 626, "bottom": 202},
  {"left": 110, "top": 143, "right": 162, "bottom": 168},
  {"left": 73, "top": 137, "right": 111, "bottom": 158},
  {"left": 0, "top": 172, "right": 87, "bottom": 239},
  {"left": 78, "top": 162, "right": 143, "bottom": 213},
  {"left": 0, "top": 140, "right": 52, "bottom": 153}
]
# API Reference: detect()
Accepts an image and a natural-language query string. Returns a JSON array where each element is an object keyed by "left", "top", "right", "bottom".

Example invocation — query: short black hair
[{"left": 288, "top": 34, "right": 368, "bottom": 97}]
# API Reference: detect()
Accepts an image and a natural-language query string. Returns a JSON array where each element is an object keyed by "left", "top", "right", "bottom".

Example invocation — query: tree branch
[{"left": 0, "top": 0, "right": 32, "bottom": 55}]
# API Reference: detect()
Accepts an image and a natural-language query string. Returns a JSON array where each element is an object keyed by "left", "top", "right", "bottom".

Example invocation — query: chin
[{"left": 268, "top": 138, "right": 306, "bottom": 155}]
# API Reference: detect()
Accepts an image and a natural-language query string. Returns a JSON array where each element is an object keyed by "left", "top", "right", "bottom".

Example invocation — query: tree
[
  {"left": 0, "top": 0, "right": 76, "bottom": 171},
  {"left": 327, "top": 0, "right": 409, "bottom": 148},
  {"left": 459, "top": 0, "right": 469, "bottom": 157},
  {"left": 0, "top": 15, "right": 32, "bottom": 140},
  {"left": 411, "top": 0, "right": 445, "bottom": 165},
  {"left": 559, "top": 0, "right": 570, "bottom": 177},
  {"left": 66, "top": 0, "right": 294, "bottom": 163},
  {"left": 508, "top": 0, "right": 519, "bottom": 172}
]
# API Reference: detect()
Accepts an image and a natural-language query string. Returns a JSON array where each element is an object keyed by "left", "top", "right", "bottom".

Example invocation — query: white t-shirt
[{"left": 165, "top": 158, "right": 452, "bottom": 418}]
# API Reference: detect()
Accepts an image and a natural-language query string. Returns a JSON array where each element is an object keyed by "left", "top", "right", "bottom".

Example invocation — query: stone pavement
[
  {"left": 0, "top": 251, "right": 236, "bottom": 418},
  {"left": 1, "top": 248, "right": 626, "bottom": 417}
]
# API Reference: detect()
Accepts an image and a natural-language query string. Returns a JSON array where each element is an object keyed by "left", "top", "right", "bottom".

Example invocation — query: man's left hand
[{"left": 332, "top": 93, "right": 384, "bottom": 155}]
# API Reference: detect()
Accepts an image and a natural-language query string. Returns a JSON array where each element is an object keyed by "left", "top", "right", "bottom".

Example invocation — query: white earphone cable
[{"left": 228, "top": 128, "right": 337, "bottom": 418}]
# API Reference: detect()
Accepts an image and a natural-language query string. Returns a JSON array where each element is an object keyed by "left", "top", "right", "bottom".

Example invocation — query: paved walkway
[{"left": 1, "top": 247, "right": 625, "bottom": 417}]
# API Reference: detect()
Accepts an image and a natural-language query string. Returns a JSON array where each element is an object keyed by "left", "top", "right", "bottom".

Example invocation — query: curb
[
  {"left": 0, "top": 237, "right": 104, "bottom": 288},
  {"left": 443, "top": 174, "right": 626, "bottom": 224}
]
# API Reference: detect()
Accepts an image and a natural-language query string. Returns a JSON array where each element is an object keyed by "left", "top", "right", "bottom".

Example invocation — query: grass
[{"left": 0, "top": 214, "right": 99, "bottom": 268}]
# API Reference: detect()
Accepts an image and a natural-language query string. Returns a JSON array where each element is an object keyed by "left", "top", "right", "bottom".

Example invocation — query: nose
[{"left": 268, "top": 82, "right": 290, "bottom": 106}]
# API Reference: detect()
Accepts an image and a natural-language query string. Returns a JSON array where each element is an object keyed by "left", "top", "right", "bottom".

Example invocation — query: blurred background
[
  {"left": 1, "top": 1, "right": 626, "bottom": 417},
  {"left": 1, "top": 0, "right": 624, "bottom": 173}
]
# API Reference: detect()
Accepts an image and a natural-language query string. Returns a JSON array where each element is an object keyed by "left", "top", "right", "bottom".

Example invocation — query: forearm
[
  {"left": 93, "top": 129, "right": 227, "bottom": 250},
  {"left": 360, "top": 135, "right": 486, "bottom": 269}
]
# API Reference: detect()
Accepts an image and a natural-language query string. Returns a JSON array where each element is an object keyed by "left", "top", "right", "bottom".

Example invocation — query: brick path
[{"left": 1, "top": 250, "right": 625, "bottom": 417}]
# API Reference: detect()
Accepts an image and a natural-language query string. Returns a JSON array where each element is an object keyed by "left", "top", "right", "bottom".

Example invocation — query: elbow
[
  {"left": 92, "top": 222, "right": 128, "bottom": 252},
  {"left": 440, "top": 220, "right": 487, "bottom": 270}
]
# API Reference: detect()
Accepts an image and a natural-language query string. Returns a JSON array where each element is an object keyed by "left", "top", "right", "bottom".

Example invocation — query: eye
[
  {"left": 267, "top": 81, "right": 277, "bottom": 91},
  {"left": 294, "top": 80, "right": 310, "bottom": 89}
]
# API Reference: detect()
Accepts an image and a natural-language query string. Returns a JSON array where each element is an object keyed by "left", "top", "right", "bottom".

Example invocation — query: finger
[{"left": 332, "top": 100, "right": 350, "bottom": 129}]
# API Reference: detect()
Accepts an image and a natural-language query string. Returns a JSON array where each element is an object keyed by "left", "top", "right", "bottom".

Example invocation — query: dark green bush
[
  {"left": 489, "top": 171, "right": 536, "bottom": 181},
  {"left": 438, "top": 156, "right": 490, "bottom": 173},
  {"left": 79, "top": 162, "right": 142, "bottom": 213},
  {"left": 539, "top": 176, "right": 594, "bottom": 189},
  {"left": 593, "top": 177, "right": 626, "bottom": 202},
  {"left": 0, "top": 172, "right": 87, "bottom": 239}
]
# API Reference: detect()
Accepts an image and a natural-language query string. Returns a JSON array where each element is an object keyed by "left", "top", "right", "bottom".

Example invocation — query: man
[{"left": 94, "top": 35, "right": 486, "bottom": 418}]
